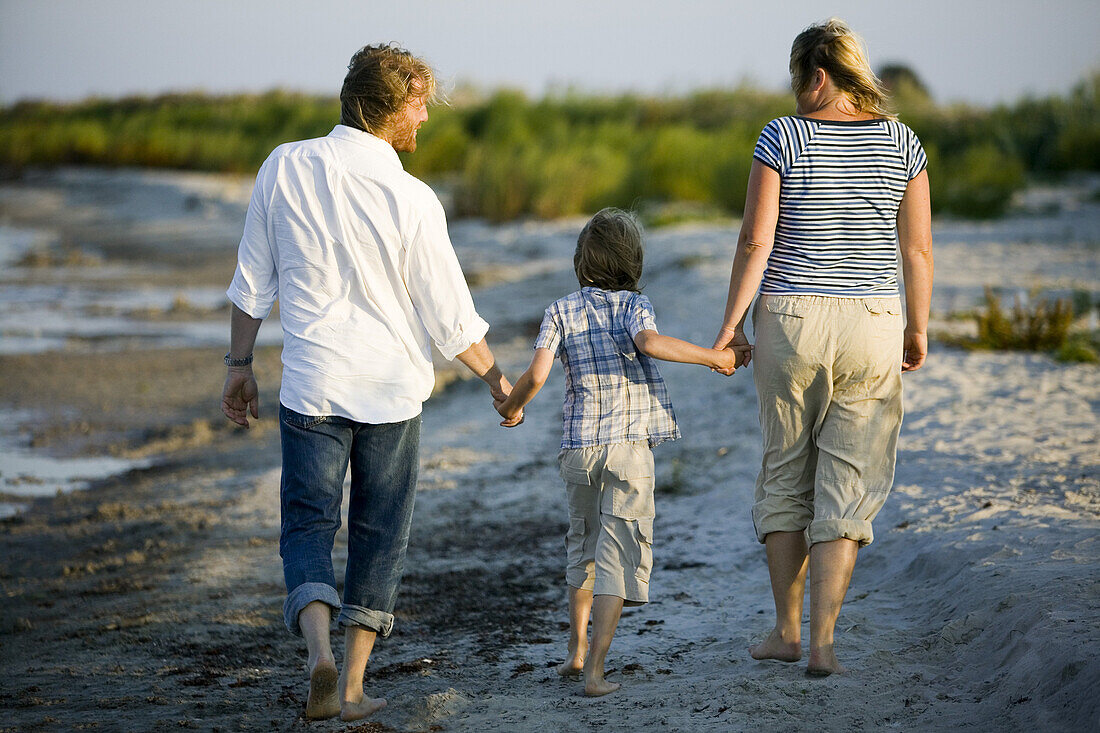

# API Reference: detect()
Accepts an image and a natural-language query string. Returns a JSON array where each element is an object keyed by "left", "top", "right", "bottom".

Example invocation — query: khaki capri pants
[
  {"left": 558, "top": 442, "right": 654, "bottom": 606},
  {"left": 751, "top": 294, "right": 904, "bottom": 547}
]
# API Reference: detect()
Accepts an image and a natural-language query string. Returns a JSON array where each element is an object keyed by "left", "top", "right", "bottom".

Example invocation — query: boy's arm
[
  {"left": 495, "top": 348, "right": 555, "bottom": 427},
  {"left": 634, "top": 330, "right": 741, "bottom": 373}
]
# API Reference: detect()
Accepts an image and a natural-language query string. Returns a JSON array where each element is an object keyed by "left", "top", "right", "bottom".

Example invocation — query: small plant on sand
[
  {"left": 1056, "top": 333, "right": 1100, "bottom": 363},
  {"left": 975, "top": 286, "right": 1074, "bottom": 351}
]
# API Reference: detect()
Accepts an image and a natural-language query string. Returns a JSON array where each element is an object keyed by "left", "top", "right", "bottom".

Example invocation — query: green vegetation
[
  {"left": 976, "top": 287, "right": 1073, "bottom": 351},
  {"left": 1, "top": 72, "right": 1098, "bottom": 220},
  {"left": 945, "top": 287, "right": 1099, "bottom": 363}
]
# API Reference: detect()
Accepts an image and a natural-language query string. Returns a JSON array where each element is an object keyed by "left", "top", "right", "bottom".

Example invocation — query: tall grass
[{"left": 2, "top": 73, "right": 1098, "bottom": 220}]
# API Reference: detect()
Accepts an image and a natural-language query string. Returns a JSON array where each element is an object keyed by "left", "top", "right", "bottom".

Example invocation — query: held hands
[
  {"left": 222, "top": 368, "right": 259, "bottom": 428},
  {"left": 491, "top": 383, "right": 524, "bottom": 428},
  {"left": 712, "top": 327, "right": 754, "bottom": 376},
  {"left": 494, "top": 396, "right": 524, "bottom": 428},
  {"left": 710, "top": 347, "right": 741, "bottom": 376}
]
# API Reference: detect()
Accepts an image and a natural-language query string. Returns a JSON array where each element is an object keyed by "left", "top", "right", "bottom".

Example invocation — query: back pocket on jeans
[{"left": 281, "top": 406, "right": 328, "bottom": 430}]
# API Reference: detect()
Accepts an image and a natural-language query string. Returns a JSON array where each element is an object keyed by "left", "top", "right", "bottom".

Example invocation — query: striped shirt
[
  {"left": 534, "top": 288, "right": 680, "bottom": 450},
  {"left": 753, "top": 116, "right": 927, "bottom": 297}
]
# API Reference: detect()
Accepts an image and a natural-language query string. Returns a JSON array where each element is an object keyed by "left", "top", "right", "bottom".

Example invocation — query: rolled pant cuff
[
  {"left": 753, "top": 512, "right": 811, "bottom": 544},
  {"left": 594, "top": 576, "right": 649, "bottom": 607},
  {"left": 284, "top": 582, "right": 341, "bottom": 636},
  {"left": 338, "top": 603, "right": 395, "bottom": 637},
  {"left": 566, "top": 567, "right": 595, "bottom": 592},
  {"left": 807, "top": 518, "right": 874, "bottom": 547}
]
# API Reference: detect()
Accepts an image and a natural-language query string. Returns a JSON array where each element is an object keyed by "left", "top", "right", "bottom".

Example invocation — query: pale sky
[{"left": 1, "top": 0, "right": 1098, "bottom": 106}]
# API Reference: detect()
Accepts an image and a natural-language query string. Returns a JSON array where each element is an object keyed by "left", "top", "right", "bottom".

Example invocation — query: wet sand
[{"left": 0, "top": 169, "right": 1097, "bottom": 731}]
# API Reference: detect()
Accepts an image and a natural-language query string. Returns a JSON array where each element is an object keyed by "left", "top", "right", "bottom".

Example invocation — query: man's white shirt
[{"left": 227, "top": 124, "right": 489, "bottom": 423}]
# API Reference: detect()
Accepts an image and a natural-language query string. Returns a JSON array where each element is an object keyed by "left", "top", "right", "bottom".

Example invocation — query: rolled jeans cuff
[
  {"left": 338, "top": 603, "right": 395, "bottom": 638},
  {"left": 807, "top": 518, "right": 875, "bottom": 547},
  {"left": 284, "top": 582, "right": 341, "bottom": 636}
]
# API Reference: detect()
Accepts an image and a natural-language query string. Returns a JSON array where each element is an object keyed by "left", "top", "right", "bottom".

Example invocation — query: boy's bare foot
[
  {"left": 749, "top": 628, "right": 802, "bottom": 662},
  {"left": 340, "top": 695, "right": 387, "bottom": 722},
  {"left": 304, "top": 659, "right": 340, "bottom": 720},
  {"left": 583, "top": 676, "right": 621, "bottom": 697},
  {"left": 806, "top": 644, "right": 847, "bottom": 677}
]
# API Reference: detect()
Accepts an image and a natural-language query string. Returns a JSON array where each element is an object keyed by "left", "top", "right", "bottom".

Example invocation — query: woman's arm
[
  {"left": 495, "top": 348, "right": 555, "bottom": 427},
  {"left": 713, "top": 160, "right": 782, "bottom": 359},
  {"left": 897, "top": 170, "right": 934, "bottom": 372}
]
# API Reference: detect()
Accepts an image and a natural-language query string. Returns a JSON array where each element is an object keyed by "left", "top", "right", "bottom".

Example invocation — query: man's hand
[
  {"left": 902, "top": 330, "right": 928, "bottom": 372},
  {"left": 489, "top": 382, "right": 510, "bottom": 404},
  {"left": 222, "top": 368, "right": 259, "bottom": 428}
]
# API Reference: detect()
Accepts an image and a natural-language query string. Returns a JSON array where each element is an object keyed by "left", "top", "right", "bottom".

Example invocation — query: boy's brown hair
[
  {"left": 574, "top": 208, "right": 644, "bottom": 293},
  {"left": 340, "top": 43, "right": 438, "bottom": 136}
]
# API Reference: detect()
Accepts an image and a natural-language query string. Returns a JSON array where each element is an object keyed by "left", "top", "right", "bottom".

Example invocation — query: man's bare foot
[
  {"left": 749, "top": 628, "right": 802, "bottom": 662},
  {"left": 584, "top": 676, "right": 621, "bottom": 697},
  {"left": 304, "top": 659, "right": 340, "bottom": 720},
  {"left": 806, "top": 644, "right": 847, "bottom": 677},
  {"left": 340, "top": 695, "right": 387, "bottom": 722}
]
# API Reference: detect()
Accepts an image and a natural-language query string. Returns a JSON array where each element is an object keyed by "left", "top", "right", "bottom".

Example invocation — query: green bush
[
  {"left": 934, "top": 143, "right": 1026, "bottom": 218},
  {"left": 975, "top": 287, "right": 1074, "bottom": 351},
  {"left": 2, "top": 73, "right": 1098, "bottom": 220}
]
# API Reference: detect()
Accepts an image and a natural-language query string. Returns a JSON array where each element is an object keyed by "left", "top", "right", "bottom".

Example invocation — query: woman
[{"left": 713, "top": 18, "right": 933, "bottom": 676}]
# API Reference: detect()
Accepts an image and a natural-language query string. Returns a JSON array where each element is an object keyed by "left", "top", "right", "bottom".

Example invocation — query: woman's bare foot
[
  {"left": 583, "top": 675, "right": 621, "bottom": 697},
  {"left": 557, "top": 644, "right": 586, "bottom": 677},
  {"left": 304, "top": 659, "right": 340, "bottom": 720},
  {"left": 806, "top": 644, "right": 847, "bottom": 677},
  {"left": 749, "top": 628, "right": 802, "bottom": 662}
]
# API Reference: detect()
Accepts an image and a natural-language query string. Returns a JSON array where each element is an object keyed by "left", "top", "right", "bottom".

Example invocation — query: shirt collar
[{"left": 327, "top": 125, "right": 403, "bottom": 169}]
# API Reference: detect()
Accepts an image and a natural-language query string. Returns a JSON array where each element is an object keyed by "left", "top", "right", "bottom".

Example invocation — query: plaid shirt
[{"left": 535, "top": 287, "right": 680, "bottom": 449}]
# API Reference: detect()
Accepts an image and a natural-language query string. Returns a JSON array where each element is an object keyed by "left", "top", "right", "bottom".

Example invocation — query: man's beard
[{"left": 390, "top": 117, "right": 418, "bottom": 153}]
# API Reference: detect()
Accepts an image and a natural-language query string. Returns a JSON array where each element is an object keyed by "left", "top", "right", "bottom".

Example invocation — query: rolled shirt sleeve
[
  {"left": 404, "top": 197, "right": 489, "bottom": 361},
  {"left": 226, "top": 160, "right": 279, "bottom": 319}
]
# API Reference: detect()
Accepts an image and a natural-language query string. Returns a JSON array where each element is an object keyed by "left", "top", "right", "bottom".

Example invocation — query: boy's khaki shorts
[
  {"left": 558, "top": 442, "right": 654, "bottom": 606},
  {"left": 751, "top": 294, "right": 904, "bottom": 547}
]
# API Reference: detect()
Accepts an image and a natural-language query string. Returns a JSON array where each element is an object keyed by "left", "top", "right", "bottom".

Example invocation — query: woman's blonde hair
[
  {"left": 790, "top": 18, "right": 895, "bottom": 120},
  {"left": 340, "top": 43, "right": 439, "bottom": 136},
  {"left": 574, "top": 208, "right": 644, "bottom": 293}
]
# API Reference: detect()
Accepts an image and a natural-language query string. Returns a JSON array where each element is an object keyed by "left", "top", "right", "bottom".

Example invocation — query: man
[{"left": 221, "top": 44, "right": 513, "bottom": 722}]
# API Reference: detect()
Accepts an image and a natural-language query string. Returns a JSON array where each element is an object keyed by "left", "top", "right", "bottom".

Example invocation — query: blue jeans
[{"left": 279, "top": 404, "right": 420, "bottom": 637}]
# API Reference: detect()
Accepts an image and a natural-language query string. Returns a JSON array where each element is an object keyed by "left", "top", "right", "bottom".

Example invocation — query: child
[{"left": 494, "top": 208, "right": 744, "bottom": 696}]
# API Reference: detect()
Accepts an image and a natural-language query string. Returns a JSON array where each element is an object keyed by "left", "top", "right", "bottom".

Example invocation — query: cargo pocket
[
  {"left": 604, "top": 447, "right": 655, "bottom": 519},
  {"left": 564, "top": 516, "right": 588, "bottom": 578},
  {"left": 633, "top": 518, "right": 654, "bottom": 585}
]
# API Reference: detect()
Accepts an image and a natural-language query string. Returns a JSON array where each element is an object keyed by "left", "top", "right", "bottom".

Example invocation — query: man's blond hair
[{"left": 340, "top": 43, "right": 438, "bottom": 135}]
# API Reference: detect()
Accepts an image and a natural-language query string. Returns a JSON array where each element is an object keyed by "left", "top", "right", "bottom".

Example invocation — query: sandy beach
[{"left": 0, "top": 169, "right": 1097, "bottom": 731}]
